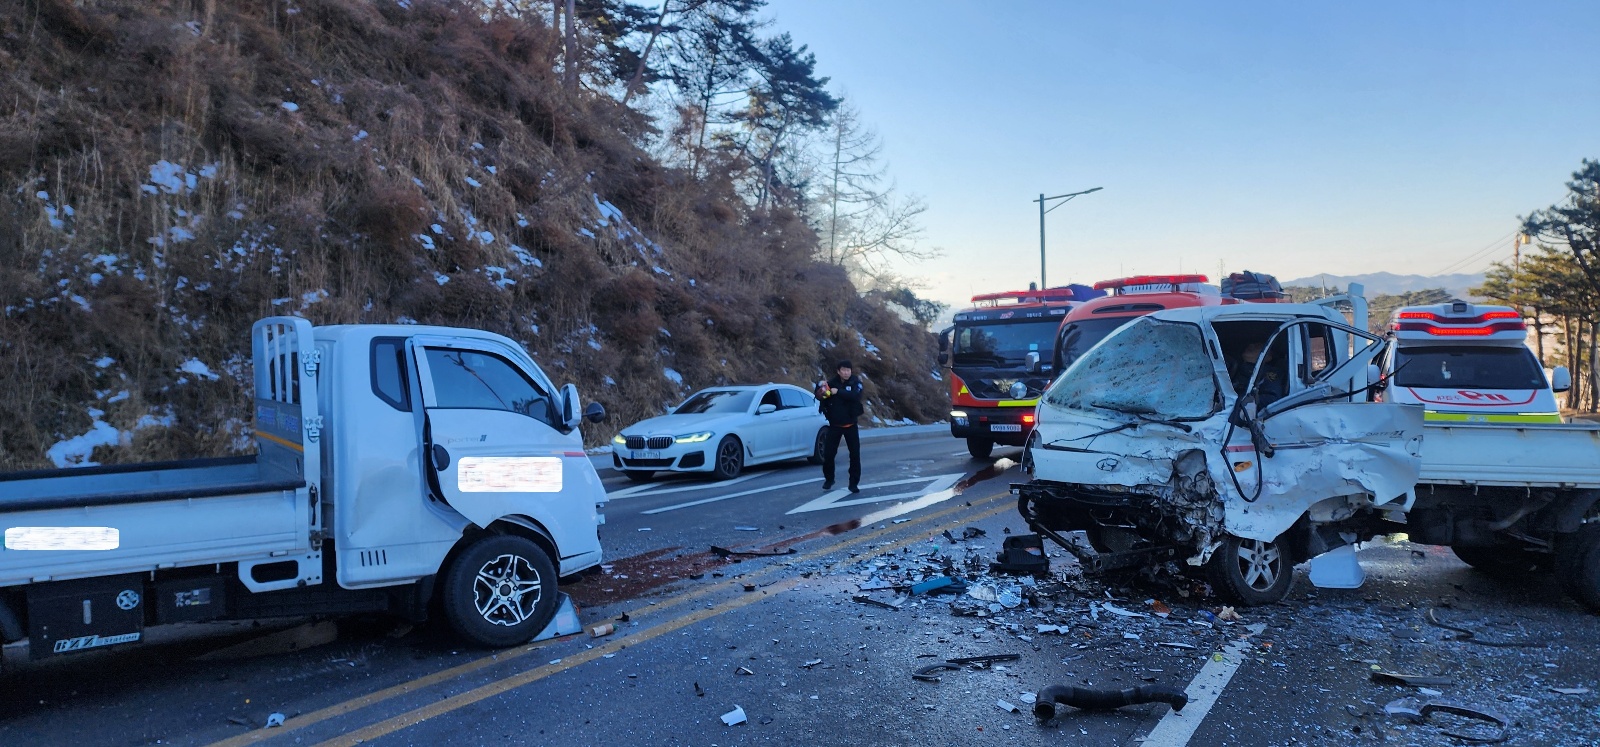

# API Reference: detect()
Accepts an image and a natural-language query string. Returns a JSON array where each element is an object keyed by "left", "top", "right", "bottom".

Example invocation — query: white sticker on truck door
[{"left": 457, "top": 457, "right": 563, "bottom": 492}]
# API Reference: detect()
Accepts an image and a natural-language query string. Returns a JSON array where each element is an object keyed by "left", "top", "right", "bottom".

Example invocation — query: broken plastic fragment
[
  {"left": 265, "top": 713, "right": 285, "bottom": 728},
  {"left": 996, "top": 699, "right": 1020, "bottom": 713},
  {"left": 721, "top": 705, "right": 748, "bottom": 726},
  {"left": 1101, "top": 603, "right": 1149, "bottom": 619}
]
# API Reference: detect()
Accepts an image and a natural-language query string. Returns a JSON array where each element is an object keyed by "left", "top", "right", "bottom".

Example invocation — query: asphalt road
[{"left": 2, "top": 429, "right": 1598, "bottom": 746}]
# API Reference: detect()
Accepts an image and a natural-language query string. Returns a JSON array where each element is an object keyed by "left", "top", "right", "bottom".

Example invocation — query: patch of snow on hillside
[
  {"left": 855, "top": 331, "right": 881, "bottom": 355},
  {"left": 434, "top": 272, "right": 450, "bottom": 285},
  {"left": 47, "top": 419, "right": 123, "bottom": 467},
  {"left": 663, "top": 368, "right": 684, "bottom": 386},
  {"left": 178, "top": 358, "right": 220, "bottom": 381}
]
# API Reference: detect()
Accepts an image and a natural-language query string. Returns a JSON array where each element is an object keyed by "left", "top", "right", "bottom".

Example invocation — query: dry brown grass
[{"left": 0, "top": 0, "right": 943, "bottom": 470}]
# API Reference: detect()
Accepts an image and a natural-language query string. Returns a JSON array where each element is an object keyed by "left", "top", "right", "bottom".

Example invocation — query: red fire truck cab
[{"left": 939, "top": 285, "right": 1105, "bottom": 459}]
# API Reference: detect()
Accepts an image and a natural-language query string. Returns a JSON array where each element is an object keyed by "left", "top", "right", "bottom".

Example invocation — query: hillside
[
  {"left": 0, "top": 0, "right": 945, "bottom": 470},
  {"left": 1281, "top": 271, "right": 1485, "bottom": 300}
]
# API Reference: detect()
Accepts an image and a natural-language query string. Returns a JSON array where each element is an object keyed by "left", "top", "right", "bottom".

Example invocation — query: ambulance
[{"left": 1381, "top": 300, "right": 1570, "bottom": 423}]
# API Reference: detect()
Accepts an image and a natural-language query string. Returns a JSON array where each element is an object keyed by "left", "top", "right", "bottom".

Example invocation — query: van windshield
[
  {"left": 1395, "top": 346, "right": 1548, "bottom": 390},
  {"left": 1044, "top": 317, "right": 1218, "bottom": 419},
  {"left": 674, "top": 390, "right": 755, "bottom": 414}
]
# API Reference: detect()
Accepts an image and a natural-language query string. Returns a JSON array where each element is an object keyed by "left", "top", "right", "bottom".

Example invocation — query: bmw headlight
[
  {"left": 611, "top": 434, "right": 626, "bottom": 445},
  {"left": 676, "top": 431, "right": 714, "bottom": 443}
]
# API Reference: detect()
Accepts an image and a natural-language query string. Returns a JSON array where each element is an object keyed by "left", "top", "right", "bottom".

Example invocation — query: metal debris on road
[
  {"left": 947, "top": 653, "right": 1021, "bottom": 666},
  {"left": 912, "top": 662, "right": 962, "bottom": 682},
  {"left": 720, "top": 705, "right": 748, "bottom": 726},
  {"left": 710, "top": 545, "right": 796, "bottom": 558},
  {"left": 1425, "top": 608, "right": 1543, "bottom": 648},
  {"left": 1033, "top": 684, "right": 1189, "bottom": 721},
  {"left": 853, "top": 594, "right": 905, "bottom": 611},
  {"left": 1384, "top": 697, "right": 1509, "bottom": 744},
  {"left": 736, "top": 667, "right": 754, "bottom": 676},
  {"left": 1370, "top": 670, "right": 1454, "bottom": 688}
]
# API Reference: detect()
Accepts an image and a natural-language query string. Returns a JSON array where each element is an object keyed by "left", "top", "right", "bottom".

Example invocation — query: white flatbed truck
[{"left": 0, "top": 316, "right": 608, "bottom": 661}]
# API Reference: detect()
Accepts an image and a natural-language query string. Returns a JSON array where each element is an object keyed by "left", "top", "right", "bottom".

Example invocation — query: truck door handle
[{"left": 431, "top": 444, "right": 451, "bottom": 471}]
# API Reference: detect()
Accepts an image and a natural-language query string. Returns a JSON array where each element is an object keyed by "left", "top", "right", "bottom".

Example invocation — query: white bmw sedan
[{"left": 611, "top": 384, "right": 828, "bottom": 481}]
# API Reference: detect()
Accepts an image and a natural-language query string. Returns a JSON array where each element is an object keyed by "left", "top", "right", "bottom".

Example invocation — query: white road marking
[
  {"left": 785, "top": 474, "right": 963, "bottom": 515},
  {"left": 606, "top": 473, "right": 758, "bottom": 499},
  {"left": 1137, "top": 623, "right": 1266, "bottom": 746},
  {"left": 641, "top": 477, "right": 824, "bottom": 515}
]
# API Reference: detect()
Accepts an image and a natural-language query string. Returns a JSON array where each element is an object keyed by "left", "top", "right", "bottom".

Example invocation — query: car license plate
[
  {"left": 635, "top": 450, "right": 661, "bottom": 459},
  {"left": 990, "top": 424, "right": 1022, "bottom": 433}
]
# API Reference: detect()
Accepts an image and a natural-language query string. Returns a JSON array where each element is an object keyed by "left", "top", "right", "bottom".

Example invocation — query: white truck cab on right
[{"left": 1379, "top": 299, "right": 1569, "bottom": 424}]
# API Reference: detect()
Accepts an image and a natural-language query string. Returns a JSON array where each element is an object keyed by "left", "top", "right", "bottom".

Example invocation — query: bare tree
[
  {"left": 811, "top": 98, "right": 935, "bottom": 276},
  {"left": 564, "top": 0, "right": 579, "bottom": 92}
]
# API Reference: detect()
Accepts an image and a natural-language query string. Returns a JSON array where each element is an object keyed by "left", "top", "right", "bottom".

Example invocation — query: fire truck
[{"left": 938, "top": 285, "right": 1105, "bottom": 459}]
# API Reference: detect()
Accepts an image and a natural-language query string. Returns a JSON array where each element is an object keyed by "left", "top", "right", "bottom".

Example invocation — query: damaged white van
[{"left": 1016, "top": 290, "right": 1424, "bottom": 605}]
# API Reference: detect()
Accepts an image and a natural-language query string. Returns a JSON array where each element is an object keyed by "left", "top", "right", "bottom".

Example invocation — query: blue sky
[{"left": 762, "top": 0, "right": 1600, "bottom": 309}]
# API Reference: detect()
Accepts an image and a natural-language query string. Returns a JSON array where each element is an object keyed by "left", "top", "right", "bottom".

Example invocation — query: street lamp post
[{"left": 1035, "top": 187, "right": 1102, "bottom": 289}]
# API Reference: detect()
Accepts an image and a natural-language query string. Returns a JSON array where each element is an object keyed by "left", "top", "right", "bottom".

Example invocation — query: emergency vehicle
[
  {"left": 1380, "top": 300, "right": 1569, "bottom": 423},
  {"left": 938, "top": 285, "right": 1104, "bottom": 459},
  {"left": 1051, "top": 273, "right": 1289, "bottom": 374}
]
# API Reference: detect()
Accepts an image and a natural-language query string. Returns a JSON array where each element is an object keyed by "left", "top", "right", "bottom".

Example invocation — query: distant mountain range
[{"left": 1281, "top": 272, "right": 1486, "bottom": 300}]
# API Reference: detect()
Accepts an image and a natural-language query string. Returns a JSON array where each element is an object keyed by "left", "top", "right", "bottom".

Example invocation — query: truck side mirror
[
  {"left": 559, "top": 383, "right": 582, "bottom": 429},
  {"left": 1552, "top": 365, "right": 1572, "bottom": 393},
  {"left": 1025, "top": 351, "right": 1040, "bottom": 373},
  {"left": 584, "top": 401, "right": 607, "bottom": 423}
]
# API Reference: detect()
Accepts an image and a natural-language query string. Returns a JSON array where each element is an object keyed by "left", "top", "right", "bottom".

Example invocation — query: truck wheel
[
  {"left": 1555, "top": 525, "right": 1600, "bottom": 613},
  {"left": 713, "top": 436, "right": 744, "bottom": 480},
  {"left": 967, "top": 438, "right": 993, "bottom": 460},
  {"left": 807, "top": 428, "right": 827, "bottom": 465},
  {"left": 442, "top": 534, "right": 559, "bottom": 648},
  {"left": 1205, "top": 534, "right": 1295, "bottom": 606},
  {"left": 1450, "top": 544, "right": 1545, "bottom": 577},
  {"left": 623, "top": 470, "right": 655, "bottom": 483}
]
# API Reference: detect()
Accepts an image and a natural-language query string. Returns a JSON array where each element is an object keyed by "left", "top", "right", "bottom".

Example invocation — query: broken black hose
[{"left": 1033, "top": 684, "right": 1188, "bottom": 721}]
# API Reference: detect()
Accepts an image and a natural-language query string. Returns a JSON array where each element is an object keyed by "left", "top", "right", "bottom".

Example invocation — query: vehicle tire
[
  {"left": 1205, "top": 533, "right": 1295, "bottom": 606},
  {"left": 1450, "top": 544, "right": 1545, "bottom": 577},
  {"left": 967, "top": 438, "right": 994, "bottom": 460},
  {"left": 807, "top": 427, "right": 827, "bottom": 465},
  {"left": 442, "top": 534, "right": 559, "bottom": 648},
  {"left": 712, "top": 435, "right": 744, "bottom": 480},
  {"left": 623, "top": 470, "right": 655, "bottom": 483},
  {"left": 1555, "top": 524, "right": 1600, "bottom": 613}
]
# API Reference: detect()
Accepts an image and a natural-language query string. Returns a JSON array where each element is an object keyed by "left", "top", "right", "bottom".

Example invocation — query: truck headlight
[
  {"left": 950, "top": 410, "right": 968, "bottom": 425},
  {"left": 676, "top": 431, "right": 714, "bottom": 443},
  {"left": 611, "top": 434, "right": 626, "bottom": 445}
]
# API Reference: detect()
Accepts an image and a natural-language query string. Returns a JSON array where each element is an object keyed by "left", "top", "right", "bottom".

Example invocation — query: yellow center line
[
  {"left": 207, "top": 483, "right": 1012, "bottom": 747},
  {"left": 316, "top": 576, "right": 806, "bottom": 747}
]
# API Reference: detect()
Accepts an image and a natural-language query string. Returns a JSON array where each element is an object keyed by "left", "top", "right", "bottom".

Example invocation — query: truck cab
[
  {"left": 1380, "top": 300, "right": 1568, "bottom": 424},
  {"left": 940, "top": 285, "right": 1104, "bottom": 459}
]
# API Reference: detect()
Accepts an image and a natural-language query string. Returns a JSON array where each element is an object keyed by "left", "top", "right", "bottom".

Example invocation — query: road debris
[
  {"left": 911, "top": 662, "right": 961, "bottom": 682},
  {"left": 801, "top": 658, "right": 823, "bottom": 669},
  {"left": 1425, "top": 608, "right": 1542, "bottom": 648},
  {"left": 710, "top": 545, "right": 796, "bottom": 558},
  {"left": 720, "top": 705, "right": 747, "bottom": 726},
  {"left": 947, "top": 653, "right": 1021, "bottom": 667},
  {"left": 1099, "top": 602, "right": 1149, "bottom": 619},
  {"left": 1370, "top": 670, "right": 1453, "bottom": 688},
  {"left": 992, "top": 533, "right": 1049, "bottom": 575},
  {"left": 1384, "top": 697, "right": 1509, "bottom": 743},
  {"left": 733, "top": 526, "right": 759, "bottom": 531},
  {"left": 853, "top": 594, "right": 905, "bottom": 610},
  {"left": 589, "top": 623, "right": 616, "bottom": 638},
  {"left": 694, "top": 682, "right": 705, "bottom": 697},
  {"left": 735, "top": 667, "right": 754, "bottom": 676},
  {"left": 265, "top": 713, "right": 286, "bottom": 728},
  {"left": 910, "top": 576, "right": 966, "bottom": 595},
  {"left": 1033, "top": 684, "right": 1189, "bottom": 722},
  {"left": 1551, "top": 686, "right": 1591, "bottom": 695},
  {"left": 1216, "top": 606, "right": 1242, "bottom": 622},
  {"left": 996, "top": 699, "right": 1021, "bottom": 713}
]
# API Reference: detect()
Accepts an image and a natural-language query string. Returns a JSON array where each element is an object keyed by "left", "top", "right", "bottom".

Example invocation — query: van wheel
[
  {"left": 442, "top": 535, "right": 559, "bottom": 648},
  {"left": 623, "top": 470, "right": 655, "bottom": 483},
  {"left": 1555, "top": 525, "right": 1600, "bottom": 613},
  {"left": 1205, "top": 533, "right": 1295, "bottom": 606},
  {"left": 713, "top": 436, "right": 744, "bottom": 480},
  {"left": 1451, "top": 544, "right": 1546, "bottom": 577},
  {"left": 967, "top": 438, "right": 993, "bottom": 460},
  {"left": 807, "top": 428, "right": 827, "bottom": 465}
]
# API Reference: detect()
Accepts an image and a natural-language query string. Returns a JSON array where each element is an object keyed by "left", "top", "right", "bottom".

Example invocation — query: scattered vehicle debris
[
  {"left": 710, "top": 545, "right": 796, "bottom": 558},
  {"left": 992, "top": 533, "right": 1050, "bottom": 576},
  {"left": 1551, "top": 686, "right": 1591, "bottom": 695},
  {"left": 996, "top": 699, "right": 1021, "bottom": 713},
  {"left": 852, "top": 594, "right": 905, "bottom": 610},
  {"left": 801, "top": 658, "right": 823, "bottom": 669},
  {"left": 948, "top": 653, "right": 1021, "bottom": 667},
  {"left": 1425, "top": 608, "right": 1542, "bottom": 648},
  {"left": 694, "top": 682, "right": 705, "bottom": 697},
  {"left": 1370, "top": 670, "right": 1453, "bottom": 688},
  {"left": 1384, "top": 697, "right": 1509, "bottom": 743},
  {"left": 720, "top": 705, "right": 747, "bottom": 726},
  {"left": 735, "top": 667, "right": 754, "bottom": 676},
  {"left": 911, "top": 663, "right": 962, "bottom": 683},
  {"left": 910, "top": 576, "right": 967, "bottom": 595},
  {"left": 734, "top": 526, "right": 760, "bottom": 532},
  {"left": 589, "top": 623, "right": 616, "bottom": 638},
  {"left": 1033, "top": 684, "right": 1189, "bottom": 721},
  {"left": 265, "top": 713, "right": 286, "bottom": 728}
]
